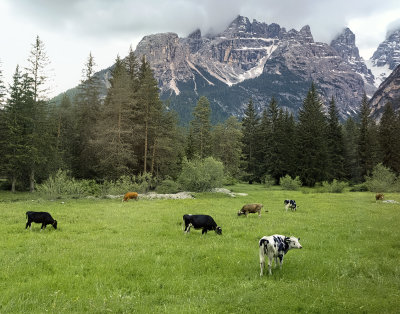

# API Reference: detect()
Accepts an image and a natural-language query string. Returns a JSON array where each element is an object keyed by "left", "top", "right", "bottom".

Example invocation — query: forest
[{"left": 0, "top": 36, "right": 400, "bottom": 194}]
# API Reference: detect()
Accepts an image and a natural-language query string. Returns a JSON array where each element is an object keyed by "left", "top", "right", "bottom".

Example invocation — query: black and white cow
[
  {"left": 183, "top": 214, "right": 222, "bottom": 235},
  {"left": 284, "top": 200, "right": 297, "bottom": 211},
  {"left": 259, "top": 234, "right": 302, "bottom": 276},
  {"left": 26, "top": 211, "right": 58, "bottom": 230}
]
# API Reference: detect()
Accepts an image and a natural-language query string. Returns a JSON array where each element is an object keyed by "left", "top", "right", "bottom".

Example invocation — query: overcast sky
[{"left": 0, "top": 0, "right": 399, "bottom": 97}]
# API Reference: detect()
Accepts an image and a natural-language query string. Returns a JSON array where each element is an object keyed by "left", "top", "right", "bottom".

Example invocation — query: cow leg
[
  {"left": 268, "top": 255, "right": 274, "bottom": 275},
  {"left": 278, "top": 256, "right": 284, "bottom": 269},
  {"left": 184, "top": 223, "right": 191, "bottom": 233},
  {"left": 26, "top": 220, "right": 31, "bottom": 229},
  {"left": 258, "top": 210, "right": 261, "bottom": 218},
  {"left": 41, "top": 223, "right": 46, "bottom": 230},
  {"left": 202, "top": 229, "right": 208, "bottom": 235},
  {"left": 259, "top": 247, "right": 265, "bottom": 276}
]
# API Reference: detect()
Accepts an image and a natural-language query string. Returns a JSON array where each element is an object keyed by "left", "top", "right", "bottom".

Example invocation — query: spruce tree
[
  {"left": 358, "top": 93, "right": 380, "bottom": 177},
  {"left": 93, "top": 56, "right": 136, "bottom": 179},
  {"left": 326, "top": 97, "right": 345, "bottom": 180},
  {"left": 0, "top": 60, "right": 6, "bottom": 107},
  {"left": 379, "top": 102, "right": 400, "bottom": 173},
  {"left": 296, "top": 83, "right": 328, "bottom": 186},
  {"left": 136, "top": 56, "right": 163, "bottom": 174},
  {"left": 73, "top": 52, "right": 102, "bottom": 178},
  {"left": 343, "top": 117, "right": 362, "bottom": 182},
  {"left": 188, "top": 96, "right": 212, "bottom": 160},
  {"left": 241, "top": 98, "right": 260, "bottom": 183}
]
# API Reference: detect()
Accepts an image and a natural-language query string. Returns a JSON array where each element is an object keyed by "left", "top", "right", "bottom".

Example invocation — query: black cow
[
  {"left": 26, "top": 211, "right": 58, "bottom": 230},
  {"left": 183, "top": 214, "right": 222, "bottom": 235}
]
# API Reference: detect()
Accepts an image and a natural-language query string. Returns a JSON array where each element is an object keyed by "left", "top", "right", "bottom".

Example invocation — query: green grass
[{"left": 0, "top": 184, "right": 399, "bottom": 313}]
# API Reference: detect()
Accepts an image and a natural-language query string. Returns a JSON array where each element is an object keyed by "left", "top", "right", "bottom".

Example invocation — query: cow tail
[{"left": 259, "top": 238, "right": 269, "bottom": 255}]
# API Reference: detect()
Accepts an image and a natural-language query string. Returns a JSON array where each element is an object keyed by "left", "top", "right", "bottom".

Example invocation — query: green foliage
[
  {"left": 279, "top": 174, "right": 302, "bottom": 190},
  {"left": 178, "top": 157, "right": 224, "bottom": 192},
  {"left": 365, "top": 163, "right": 397, "bottom": 192},
  {"left": 321, "top": 179, "right": 348, "bottom": 193},
  {"left": 155, "top": 179, "right": 181, "bottom": 194},
  {"left": 262, "top": 174, "right": 275, "bottom": 188}
]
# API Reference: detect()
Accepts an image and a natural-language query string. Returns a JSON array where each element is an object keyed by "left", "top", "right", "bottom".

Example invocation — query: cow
[
  {"left": 26, "top": 211, "right": 58, "bottom": 230},
  {"left": 123, "top": 192, "right": 139, "bottom": 202},
  {"left": 375, "top": 193, "right": 384, "bottom": 201},
  {"left": 259, "top": 234, "right": 302, "bottom": 276},
  {"left": 237, "top": 203, "right": 263, "bottom": 217},
  {"left": 284, "top": 200, "right": 297, "bottom": 211},
  {"left": 183, "top": 214, "right": 222, "bottom": 235}
]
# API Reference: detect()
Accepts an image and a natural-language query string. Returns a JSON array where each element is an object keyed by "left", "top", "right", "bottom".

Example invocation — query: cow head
[
  {"left": 237, "top": 211, "right": 244, "bottom": 216},
  {"left": 215, "top": 226, "right": 222, "bottom": 235},
  {"left": 52, "top": 220, "right": 58, "bottom": 230},
  {"left": 285, "top": 236, "right": 302, "bottom": 249}
]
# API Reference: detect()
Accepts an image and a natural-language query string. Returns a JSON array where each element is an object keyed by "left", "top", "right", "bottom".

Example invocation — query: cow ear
[{"left": 298, "top": 237, "right": 300, "bottom": 241}]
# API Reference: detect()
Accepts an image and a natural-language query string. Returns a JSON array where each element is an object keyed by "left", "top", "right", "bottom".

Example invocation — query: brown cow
[
  {"left": 375, "top": 193, "right": 384, "bottom": 201},
  {"left": 123, "top": 192, "right": 139, "bottom": 202},
  {"left": 237, "top": 203, "right": 263, "bottom": 217}
]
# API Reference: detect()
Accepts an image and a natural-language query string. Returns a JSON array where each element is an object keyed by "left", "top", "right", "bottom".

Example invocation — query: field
[{"left": 0, "top": 184, "right": 399, "bottom": 313}]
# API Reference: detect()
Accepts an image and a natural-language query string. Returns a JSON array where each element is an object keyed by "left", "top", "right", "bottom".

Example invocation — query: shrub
[
  {"left": 365, "top": 163, "right": 396, "bottom": 192},
  {"left": 321, "top": 180, "right": 348, "bottom": 193},
  {"left": 178, "top": 157, "right": 224, "bottom": 192},
  {"left": 155, "top": 179, "right": 181, "bottom": 194},
  {"left": 279, "top": 175, "right": 302, "bottom": 190},
  {"left": 262, "top": 175, "right": 275, "bottom": 188}
]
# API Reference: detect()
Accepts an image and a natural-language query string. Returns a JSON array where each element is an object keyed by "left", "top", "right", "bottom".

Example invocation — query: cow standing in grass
[
  {"left": 259, "top": 234, "right": 302, "bottom": 276},
  {"left": 284, "top": 200, "right": 297, "bottom": 211},
  {"left": 183, "top": 214, "right": 222, "bottom": 235},
  {"left": 26, "top": 211, "right": 58, "bottom": 230},
  {"left": 123, "top": 192, "right": 139, "bottom": 202},
  {"left": 237, "top": 203, "right": 263, "bottom": 217}
]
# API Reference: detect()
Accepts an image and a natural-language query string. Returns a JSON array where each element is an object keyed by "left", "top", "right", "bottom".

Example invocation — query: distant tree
[
  {"left": 326, "top": 97, "right": 345, "bottom": 180},
  {"left": 296, "top": 83, "right": 328, "bottom": 186},
  {"left": 212, "top": 116, "right": 243, "bottom": 177},
  {"left": 188, "top": 96, "right": 212, "bottom": 160},
  {"left": 73, "top": 52, "right": 102, "bottom": 178},
  {"left": 136, "top": 56, "right": 163, "bottom": 174},
  {"left": 241, "top": 98, "right": 260, "bottom": 182},
  {"left": 0, "top": 60, "right": 6, "bottom": 107},
  {"left": 358, "top": 93, "right": 380, "bottom": 177},
  {"left": 343, "top": 117, "right": 362, "bottom": 182},
  {"left": 379, "top": 102, "right": 400, "bottom": 173}
]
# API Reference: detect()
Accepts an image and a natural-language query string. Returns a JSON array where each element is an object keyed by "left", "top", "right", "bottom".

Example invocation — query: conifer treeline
[
  {"left": 0, "top": 37, "right": 399, "bottom": 191},
  {"left": 241, "top": 84, "right": 400, "bottom": 186}
]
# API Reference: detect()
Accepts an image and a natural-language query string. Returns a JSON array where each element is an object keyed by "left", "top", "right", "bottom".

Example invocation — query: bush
[
  {"left": 178, "top": 157, "right": 224, "bottom": 192},
  {"left": 262, "top": 174, "right": 275, "bottom": 188},
  {"left": 365, "top": 163, "right": 396, "bottom": 192},
  {"left": 321, "top": 179, "right": 348, "bottom": 193},
  {"left": 37, "top": 170, "right": 93, "bottom": 198},
  {"left": 349, "top": 183, "right": 368, "bottom": 192},
  {"left": 155, "top": 179, "right": 181, "bottom": 194},
  {"left": 279, "top": 175, "right": 302, "bottom": 190}
]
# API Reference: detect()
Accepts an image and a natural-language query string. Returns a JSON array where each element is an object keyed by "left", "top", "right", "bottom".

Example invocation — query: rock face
[
  {"left": 369, "top": 64, "right": 400, "bottom": 120},
  {"left": 131, "top": 16, "right": 374, "bottom": 122},
  {"left": 367, "top": 29, "right": 400, "bottom": 88},
  {"left": 330, "top": 27, "right": 376, "bottom": 96}
]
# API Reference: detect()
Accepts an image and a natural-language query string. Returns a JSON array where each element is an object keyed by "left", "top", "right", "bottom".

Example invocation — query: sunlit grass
[{"left": 0, "top": 185, "right": 399, "bottom": 312}]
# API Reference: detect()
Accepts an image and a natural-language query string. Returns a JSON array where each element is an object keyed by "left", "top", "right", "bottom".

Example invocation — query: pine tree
[
  {"left": 296, "top": 83, "right": 328, "bottom": 186},
  {"left": 136, "top": 56, "right": 163, "bottom": 174},
  {"left": 379, "top": 102, "right": 400, "bottom": 173},
  {"left": 73, "top": 52, "right": 102, "bottom": 178},
  {"left": 0, "top": 60, "right": 6, "bottom": 107},
  {"left": 326, "top": 97, "right": 345, "bottom": 180},
  {"left": 188, "top": 96, "right": 212, "bottom": 160},
  {"left": 358, "top": 93, "right": 380, "bottom": 177},
  {"left": 343, "top": 117, "right": 362, "bottom": 182},
  {"left": 212, "top": 116, "right": 243, "bottom": 177},
  {"left": 241, "top": 98, "right": 260, "bottom": 183},
  {"left": 93, "top": 56, "right": 136, "bottom": 179}
]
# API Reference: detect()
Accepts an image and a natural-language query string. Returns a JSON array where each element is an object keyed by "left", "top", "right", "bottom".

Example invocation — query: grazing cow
[
  {"left": 26, "top": 211, "right": 58, "bottom": 230},
  {"left": 284, "top": 200, "right": 297, "bottom": 211},
  {"left": 183, "top": 214, "right": 222, "bottom": 235},
  {"left": 259, "top": 234, "right": 302, "bottom": 276},
  {"left": 375, "top": 193, "right": 384, "bottom": 201},
  {"left": 237, "top": 203, "right": 263, "bottom": 217},
  {"left": 123, "top": 192, "right": 139, "bottom": 202}
]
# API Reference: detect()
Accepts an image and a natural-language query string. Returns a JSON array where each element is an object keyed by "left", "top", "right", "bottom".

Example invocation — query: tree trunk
[
  {"left": 11, "top": 176, "right": 16, "bottom": 193},
  {"left": 150, "top": 139, "right": 157, "bottom": 174},
  {"left": 143, "top": 119, "right": 148, "bottom": 173}
]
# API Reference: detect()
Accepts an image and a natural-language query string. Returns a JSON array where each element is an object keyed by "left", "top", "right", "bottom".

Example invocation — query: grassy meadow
[{"left": 0, "top": 184, "right": 399, "bottom": 313}]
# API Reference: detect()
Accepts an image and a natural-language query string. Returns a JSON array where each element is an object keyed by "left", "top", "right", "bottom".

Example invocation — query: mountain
[
  {"left": 370, "top": 64, "right": 400, "bottom": 120},
  {"left": 133, "top": 16, "right": 374, "bottom": 123},
  {"left": 60, "top": 16, "right": 391, "bottom": 124},
  {"left": 330, "top": 27, "right": 376, "bottom": 96},
  {"left": 366, "top": 29, "right": 400, "bottom": 88}
]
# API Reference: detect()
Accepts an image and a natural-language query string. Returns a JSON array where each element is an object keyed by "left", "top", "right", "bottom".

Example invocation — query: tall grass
[{"left": 0, "top": 184, "right": 399, "bottom": 312}]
